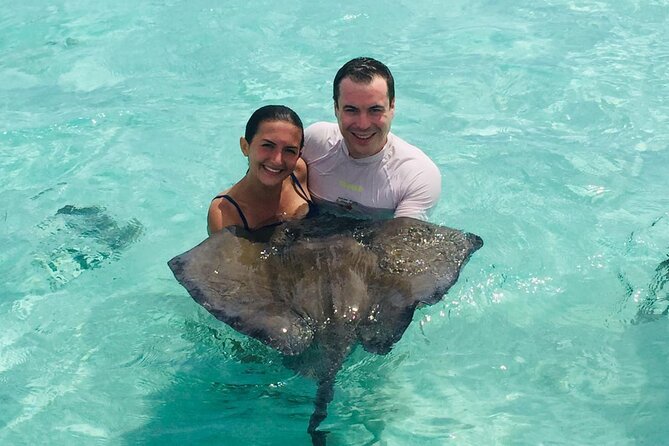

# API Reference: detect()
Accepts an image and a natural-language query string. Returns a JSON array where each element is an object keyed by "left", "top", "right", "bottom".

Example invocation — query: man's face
[{"left": 334, "top": 76, "right": 395, "bottom": 159}]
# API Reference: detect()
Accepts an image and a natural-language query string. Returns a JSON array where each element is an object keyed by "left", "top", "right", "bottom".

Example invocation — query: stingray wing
[
  {"left": 371, "top": 217, "right": 484, "bottom": 304},
  {"left": 168, "top": 217, "right": 483, "bottom": 357},
  {"left": 168, "top": 216, "right": 483, "bottom": 437},
  {"left": 357, "top": 217, "right": 483, "bottom": 354},
  {"left": 168, "top": 227, "right": 314, "bottom": 356}
]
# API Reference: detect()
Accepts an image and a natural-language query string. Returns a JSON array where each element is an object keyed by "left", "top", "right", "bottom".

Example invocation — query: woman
[{"left": 207, "top": 105, "right": 314, "bottom": 234}]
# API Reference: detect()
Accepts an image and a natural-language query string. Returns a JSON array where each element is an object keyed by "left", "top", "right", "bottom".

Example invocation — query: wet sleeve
[
  {"left": 393, "top": 159, "right": 442, "bottom": 221},
  {"left": 302, "top": 122, "right": 335, "bottom": 164}
]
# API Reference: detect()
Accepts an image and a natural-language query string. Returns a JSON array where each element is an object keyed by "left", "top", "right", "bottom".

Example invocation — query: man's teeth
[{"left": 353, "top": 133, "right": 373, "bottom": 140}]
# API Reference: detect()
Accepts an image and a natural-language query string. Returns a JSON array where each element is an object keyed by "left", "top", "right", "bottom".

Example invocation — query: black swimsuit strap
[
  {"left": 215, "top": 194, "right": 250, "bottom": 231},
  {"left": 213, "top": 174, "right": 310, "bottom": 231},
  {"left": 290, "top": 173, "right": 311, "bottom": 202}
]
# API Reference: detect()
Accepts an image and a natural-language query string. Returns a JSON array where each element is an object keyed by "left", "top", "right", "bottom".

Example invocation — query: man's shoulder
[
  {"left": 303, "top": 122, "right": 342, "bottom": 161},
  {"left": 305, "top": 121, "right": 340, "bottom": 139},
  {"left": 387, "top": 133, "right": 438, "bottom": 168}
]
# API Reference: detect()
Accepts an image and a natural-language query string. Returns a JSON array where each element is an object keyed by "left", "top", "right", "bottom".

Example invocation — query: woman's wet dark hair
[{"left": 245, "top": 105, "right": 304, "bottom": 148}]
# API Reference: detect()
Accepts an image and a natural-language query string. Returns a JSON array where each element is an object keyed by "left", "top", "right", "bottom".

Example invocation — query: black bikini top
[{"left": 213, "top": 173, "right": 315, "bottom": 231}]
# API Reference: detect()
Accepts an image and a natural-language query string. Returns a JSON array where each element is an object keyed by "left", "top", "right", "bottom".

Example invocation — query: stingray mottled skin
[{"left": 168, "top": 214, "right": 482, "bottom": 439}]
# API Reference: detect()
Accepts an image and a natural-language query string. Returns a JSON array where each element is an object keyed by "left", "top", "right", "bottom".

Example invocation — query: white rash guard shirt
[{"left": 302, "top": 122, "right": 442, "bottom": 220}]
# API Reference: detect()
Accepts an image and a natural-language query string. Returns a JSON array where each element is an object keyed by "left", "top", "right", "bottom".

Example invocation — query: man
[{"left": 302, "top": 57, "right": 441, "bottom": 220}]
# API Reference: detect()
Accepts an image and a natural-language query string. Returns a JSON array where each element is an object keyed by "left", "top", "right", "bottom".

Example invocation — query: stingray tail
[{"left": 308, "top": 376, "right": 335, "bottom": 439}]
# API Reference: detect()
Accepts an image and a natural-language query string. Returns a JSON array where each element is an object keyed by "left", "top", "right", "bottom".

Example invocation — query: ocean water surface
[{"left": 1, "top": 0, "right": 668, "bottom": 444}]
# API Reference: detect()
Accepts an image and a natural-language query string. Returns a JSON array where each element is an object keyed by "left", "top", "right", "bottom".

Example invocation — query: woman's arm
[
  {"left": 207, "top": 193, "right": 243, "bottom": 235},
  {"left": 207, "top": 197, "right": 226, "bottom": 235}
]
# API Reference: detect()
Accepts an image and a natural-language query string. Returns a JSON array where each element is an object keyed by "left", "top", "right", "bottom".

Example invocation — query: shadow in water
[
  {"left": 119, "top": 316, "right": 321, "bottom": 446},
  {"left": 33, "top": 205, "right": 143, "bottom": 290},
  {"left": 118, "top": 315, "right": 405, "bottom": 446},
  {"left": 625, "top": 315, "right": 669, "bottom": 442},
  {"left": 634, "top": 256, "right": 669, "bottom": 323}
]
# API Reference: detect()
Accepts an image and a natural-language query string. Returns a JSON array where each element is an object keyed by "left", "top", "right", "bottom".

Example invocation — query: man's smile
[{"left": 351, "top": 131, "right": 375, "bottom": 140}]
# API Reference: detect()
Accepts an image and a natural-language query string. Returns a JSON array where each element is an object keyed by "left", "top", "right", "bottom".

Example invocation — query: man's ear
[{"left": 240, "top": 137, "right": 250, "bottom": 157}]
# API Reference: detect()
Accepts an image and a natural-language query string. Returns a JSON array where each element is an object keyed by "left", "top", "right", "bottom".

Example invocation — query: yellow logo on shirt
[{"left": 338, "top": 180, "right": 364, "bottom": 193}]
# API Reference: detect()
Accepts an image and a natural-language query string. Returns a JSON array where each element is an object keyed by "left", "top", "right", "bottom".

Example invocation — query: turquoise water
[{"left": 1, "top": 0, "right": 668, "bottom": 444}]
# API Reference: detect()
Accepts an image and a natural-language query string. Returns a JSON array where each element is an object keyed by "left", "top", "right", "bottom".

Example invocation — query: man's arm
[{"left": 394, "top": 161, "right": 442, "bottom": 220}]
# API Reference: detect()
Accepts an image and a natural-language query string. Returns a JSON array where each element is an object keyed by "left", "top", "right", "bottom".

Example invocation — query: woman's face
[{"left": 241, "top": 120, "right": 302, "bottom": 187}]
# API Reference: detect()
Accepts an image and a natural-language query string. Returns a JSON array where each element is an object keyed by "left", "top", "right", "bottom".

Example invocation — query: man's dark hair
[
  {"left": 332, "top": 57, "right": 395, "bottom": 107},
  {"left": 245, "top": 105, "right": 304, "bottom": 148}
]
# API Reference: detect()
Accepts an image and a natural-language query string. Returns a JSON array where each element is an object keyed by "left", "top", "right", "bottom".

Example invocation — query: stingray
[
  {"left": 34, "top": 205, "right": 143, "bottom": 289},
  {"left": 168, "top": 214, "right": 482, "bottom": 441}
]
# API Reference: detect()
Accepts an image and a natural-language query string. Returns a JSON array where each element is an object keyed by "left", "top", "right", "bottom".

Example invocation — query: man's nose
[{"left": 355, "top": 112, "right": 371, "bottom": 129}]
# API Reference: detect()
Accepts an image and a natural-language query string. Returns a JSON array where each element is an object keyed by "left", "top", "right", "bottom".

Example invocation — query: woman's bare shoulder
[
  {"left": 294, "top": 158, "right": 308, "bottom": 183},
  {"left": 207, "top": 189, "right": 239, "bottom": 234}
]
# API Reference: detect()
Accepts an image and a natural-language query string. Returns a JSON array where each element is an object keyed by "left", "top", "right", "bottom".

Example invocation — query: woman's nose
[{"left": 269, "top": 148, "right": 284, "bottom": 164}]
